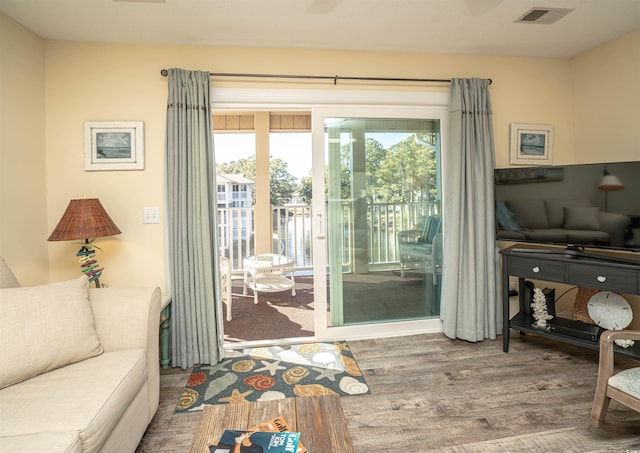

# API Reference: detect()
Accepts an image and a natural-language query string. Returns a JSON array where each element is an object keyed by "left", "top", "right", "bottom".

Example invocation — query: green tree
[
  {"left": 217, "top": 156, "right": 298, "bottom": 206},
  {"left": 298, "top": 173, "right": 313, "bottom": 203},
  {"left": 269, "top": 158, "right": 297, "bottom": 205},
  {"left": 375, "top": 135, "right": 436, "bottom": 203}
]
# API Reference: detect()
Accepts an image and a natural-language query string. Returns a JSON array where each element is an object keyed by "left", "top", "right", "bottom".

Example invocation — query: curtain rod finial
[{"left": 161, "top": 69, "right": 168, "bottom": 77}]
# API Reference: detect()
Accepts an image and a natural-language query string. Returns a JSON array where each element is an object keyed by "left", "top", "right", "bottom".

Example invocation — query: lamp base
[{"left": 77, "top": 244, "right": 103, "bottom": 288}]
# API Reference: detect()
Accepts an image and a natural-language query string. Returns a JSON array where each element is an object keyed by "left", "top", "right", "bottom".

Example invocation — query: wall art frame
[
  {"left": 509, "top": 123, "right": 554, "bottom": 166},
  {"left": 84, "top": 121, "right": 144, "bottom": 171}
]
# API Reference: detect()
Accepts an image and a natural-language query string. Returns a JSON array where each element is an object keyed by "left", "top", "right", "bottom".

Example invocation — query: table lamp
[
  {"left": 48, "top": 198, "right": 121, "bottom": 288},
  {"left": 598, "top": 167, "right": 624, "bottom": 212}
]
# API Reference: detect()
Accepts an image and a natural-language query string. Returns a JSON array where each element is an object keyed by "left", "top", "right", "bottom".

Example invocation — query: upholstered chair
[{"left": 591, "top": 329, "right": 640, "bottom": 433}]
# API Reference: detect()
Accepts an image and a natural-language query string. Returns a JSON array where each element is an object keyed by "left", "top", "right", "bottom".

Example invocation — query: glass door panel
[{"left": 312, "top": 108, "right": 446, "bottom": 338}]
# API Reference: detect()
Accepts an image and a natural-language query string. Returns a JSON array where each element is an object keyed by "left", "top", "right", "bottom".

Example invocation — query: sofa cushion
[
  {"left": 565, "top": 230, "right": 609, "bottom": 244},
  {"left": 0, "top": 431, "right": 83, "bottom": 453},
  {"left": 506, "top": 199, "right": 548, "bottom": 229},
  {"left": 520, "top": 229, "right": 568, "bottom": 243},
  {"left": 0, "top": 349, "right": 147, "bottom": 452},
  {"left": 0, "top": 276, "right": 103, "bottom": 389},
  {"left": 0, "top": 257, "right": 20, "bottom": 289},
  {"left": 545, "top": 198, "right": 593, "bottom": 228},
  {"left": 564, "top": 207, "right": 601, "bottom": 230}
]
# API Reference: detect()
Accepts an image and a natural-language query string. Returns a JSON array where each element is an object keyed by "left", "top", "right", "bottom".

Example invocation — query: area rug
[{"left": 175, "top": 341, "right": 370, "bottom": 412}]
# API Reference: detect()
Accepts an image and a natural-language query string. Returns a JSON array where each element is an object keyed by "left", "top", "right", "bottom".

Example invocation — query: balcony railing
[{"left": 218, "top": 201, "right": 439, "bottom": 272}]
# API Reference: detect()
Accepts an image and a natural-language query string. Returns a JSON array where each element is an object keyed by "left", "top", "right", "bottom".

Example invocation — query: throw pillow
[
  {"left": 0, "top": 256, "right": 20, "bottom": 288},
  {"left": 564, "top": 207, "right": 601, "bottom": 230},
  {"left": 545, "top": 199, "right": 592, "bottom": 229},
  {"left": 506, "top": 199, "right": 548, "bottom": 229},
  {"left": 0, "top": 275, "right": 103, "bottom": 389},
  {"left": 496, "top": 201, "right": 520, "bottom": 231}
]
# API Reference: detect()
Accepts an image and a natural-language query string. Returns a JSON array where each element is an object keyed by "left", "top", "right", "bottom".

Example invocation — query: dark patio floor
[{"left": 222, "top": 270, "right": 440, "bottom": 344}]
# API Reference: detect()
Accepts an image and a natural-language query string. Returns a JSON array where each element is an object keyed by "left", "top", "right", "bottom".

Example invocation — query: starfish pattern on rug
[
  {"left": 312, "top": 366, "right": 342, "bottom": 382},
  {"left": 255, "top": 360, "right": 287, "bottom": 376},
  {"left": 219, "top": 388, "right": 254, "bottom": 404},
  {"left": 200, "top": 359, "right": 232, "bottom": 376}
]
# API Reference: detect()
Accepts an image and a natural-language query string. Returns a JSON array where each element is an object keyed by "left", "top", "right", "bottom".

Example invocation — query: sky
[
  {"left": 213, "top": 131, "right": 412, "bottom": 182},
  {"left": 214, "top": 132, "right": 312, "bottom": 181}
]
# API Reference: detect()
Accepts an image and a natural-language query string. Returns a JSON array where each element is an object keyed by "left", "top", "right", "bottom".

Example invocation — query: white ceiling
[{"left": 1, "top": 0, "right": 639, "bottom": 58}]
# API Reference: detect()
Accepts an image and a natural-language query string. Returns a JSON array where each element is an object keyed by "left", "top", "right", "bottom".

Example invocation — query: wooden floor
[{"left": 137, "top": 332, "right": 640, "bottom": 452}]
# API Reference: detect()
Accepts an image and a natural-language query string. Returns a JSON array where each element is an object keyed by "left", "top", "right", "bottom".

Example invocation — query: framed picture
[
  {"left": 85, "top": 121, "right": 144, "bottom": 171},
  {"left": 509, "top": 123, "right": 553, "bottom": 166}
]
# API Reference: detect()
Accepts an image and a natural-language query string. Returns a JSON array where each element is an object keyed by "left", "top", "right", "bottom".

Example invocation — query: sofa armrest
[
  {"left": 89, "top": 287, "right": 161, "bottom": 421},
  {"left": 90, "top": 287, "right": 161, "bottom": 353},
  {"left": 598, "top": 212, "right": 630, "bottom": 246},
  {"left": 397, "top": 229, "right": 421, "bottom": 243}
]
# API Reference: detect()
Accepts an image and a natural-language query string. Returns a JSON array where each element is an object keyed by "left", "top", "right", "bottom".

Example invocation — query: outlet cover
[{"left": 143, "top": 207, "right": 160, "bottom": 224}]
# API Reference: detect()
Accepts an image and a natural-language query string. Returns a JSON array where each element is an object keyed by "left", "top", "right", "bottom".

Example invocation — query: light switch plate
[{"left": 143, "top": 207, "right": 160, "bottom": 224}]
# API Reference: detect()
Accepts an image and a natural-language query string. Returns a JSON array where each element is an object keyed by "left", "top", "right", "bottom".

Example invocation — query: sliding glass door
[{"left": 312, "top": 106, "right": 447, "bottom": 339}]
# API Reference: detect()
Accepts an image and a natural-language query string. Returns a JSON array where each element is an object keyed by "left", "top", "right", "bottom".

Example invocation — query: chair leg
[
  {"left": 226, "top": 293, "right": 232, "bottom": 321},
  {"left": 590, "top": 394, "right": 611, "bottom": 429}
]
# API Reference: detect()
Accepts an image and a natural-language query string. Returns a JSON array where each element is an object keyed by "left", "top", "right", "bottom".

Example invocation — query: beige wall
[
  {"left": 42, "top": 43, "right": 576, "bottom": 289},
  {"left": 571, "top": 29, "right": 640, "bottom": 163},
  {"left": 0, "top": 13, "right": 49, "bottom": 285},
  {"left": 3, "top": 10, "right": 637, "bottom": 292}
]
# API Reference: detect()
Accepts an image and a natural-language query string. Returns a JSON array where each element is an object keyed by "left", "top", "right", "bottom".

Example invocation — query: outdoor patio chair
[
  {"left": 220, "top": 255, "right": 233, "bottom": 321},
  {"left": 397, "top": 214, "right": 442, "bottom": 283},
  {"left": 591, "top": 329, "right": 640, "bottom": 433}
]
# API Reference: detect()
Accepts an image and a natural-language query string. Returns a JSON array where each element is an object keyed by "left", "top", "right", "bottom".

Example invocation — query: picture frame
[
  {"left": 84, "top": 121, "right": 144, "bottom": 171},
  {"left": 509, "top": 123, "right": 553, "bottom": 166}
]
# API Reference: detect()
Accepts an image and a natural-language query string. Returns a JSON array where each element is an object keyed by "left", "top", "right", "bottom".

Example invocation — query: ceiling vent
[{"left": 515, "top": 7, "right": 574, "bottom": 24}]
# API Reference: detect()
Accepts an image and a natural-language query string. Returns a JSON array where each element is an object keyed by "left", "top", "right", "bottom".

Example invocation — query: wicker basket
[{"left": 573, "top": 287, "right": 598, "bottom": 324}]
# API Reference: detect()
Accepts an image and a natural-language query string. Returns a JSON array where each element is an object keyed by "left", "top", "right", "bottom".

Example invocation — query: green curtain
[
  {"left": 165, "top": 68, "right": 222, "bottom": 368},
  {"left": 442, "top": 78, "right": 502, "bottom": 342}
]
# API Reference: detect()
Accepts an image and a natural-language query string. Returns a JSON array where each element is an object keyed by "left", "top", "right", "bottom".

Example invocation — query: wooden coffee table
[{"left": 189, "top": 395, "right": 354, "bottom": 453}]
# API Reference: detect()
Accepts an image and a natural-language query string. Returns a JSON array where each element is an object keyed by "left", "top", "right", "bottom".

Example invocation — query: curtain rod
[{"left": 159, "top": 69, "right": 492, "bottom": 85}]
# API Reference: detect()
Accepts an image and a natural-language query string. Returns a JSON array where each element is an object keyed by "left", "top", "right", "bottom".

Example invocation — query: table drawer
[
  {"left": 568, "top": 266, "right": 638, "bottom": 293},
  {"left": 509, "top": 257, "right": 566, "bottom": 281}
]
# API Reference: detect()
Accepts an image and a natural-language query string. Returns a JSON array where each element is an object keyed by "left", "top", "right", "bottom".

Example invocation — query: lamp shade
[
  {"left": 48, "top": 198, "right": 121, "bottom": 241},
  {"left": 598, "top": 174, "right": 624, "bottom": 192}
]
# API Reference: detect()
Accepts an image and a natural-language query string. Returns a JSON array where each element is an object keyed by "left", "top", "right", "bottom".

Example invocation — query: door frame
[{"left": 212, "top": 87, "right": 450, "bottom": 342}]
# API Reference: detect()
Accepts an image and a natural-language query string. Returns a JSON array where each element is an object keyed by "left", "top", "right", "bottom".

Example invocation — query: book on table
[
  {"left": 209, "top": 429, "right": 300, "bottom": 453},
  {"left": 209, "top": 416, "right": 307, "bottom": 453}
]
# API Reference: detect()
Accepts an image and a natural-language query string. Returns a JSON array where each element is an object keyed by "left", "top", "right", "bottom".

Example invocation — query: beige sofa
[
  {"left": 496, "top": 198, "right": 630, "bottom": 247},
  {"left": 0, "top": 257, "right": 161, "bottom": 453}
]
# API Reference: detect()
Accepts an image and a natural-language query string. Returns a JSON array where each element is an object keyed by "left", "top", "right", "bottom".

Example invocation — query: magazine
[
  {"left": 209, "top": 430, "right": 300, "bottom": 453},
  {"left": 248, "top": 417, "right": 307, "bottom": 453}
]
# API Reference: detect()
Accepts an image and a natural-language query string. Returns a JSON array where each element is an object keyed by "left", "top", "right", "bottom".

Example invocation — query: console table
[
  {"left": 501, "top": 245, "right": 640, "bottom": 359},
  {"left": 160, "top": 293, "right": 172, "bottom": 369}
]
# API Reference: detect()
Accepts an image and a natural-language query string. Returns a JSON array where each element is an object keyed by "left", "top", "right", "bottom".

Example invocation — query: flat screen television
[{"left": 494, "top": 161, "right": 640, "bottom": 254}]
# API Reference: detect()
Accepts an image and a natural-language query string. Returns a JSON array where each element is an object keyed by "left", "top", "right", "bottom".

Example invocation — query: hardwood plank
[
  {"left": 246, "top": 398, "right": 298, "bottom": 429},
  {"left": 189, "top": 405, "right": 229, "bottom": 453},
  {"left": 295, "top": 395, "right": 354, "bottom": 453}
]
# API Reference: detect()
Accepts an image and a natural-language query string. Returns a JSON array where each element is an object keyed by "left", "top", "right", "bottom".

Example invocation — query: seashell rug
[{"left": 175, "top": 341, "right": 370, "bottom": 412}]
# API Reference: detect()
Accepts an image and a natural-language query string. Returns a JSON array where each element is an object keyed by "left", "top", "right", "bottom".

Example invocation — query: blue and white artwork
[
  {"left": 519, "top": 133, "right": 546, "bottom": 156},
  {"left": 96, "top": 132, "right": 132, "bottom": 159}
]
